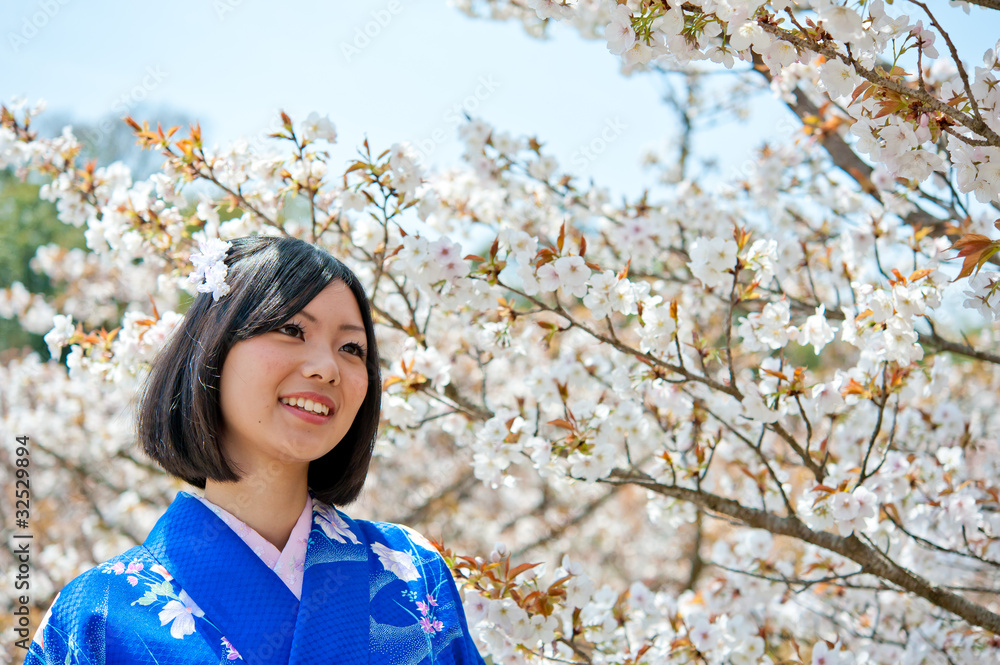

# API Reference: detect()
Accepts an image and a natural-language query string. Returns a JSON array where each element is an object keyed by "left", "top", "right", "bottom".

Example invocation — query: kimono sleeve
[{"left": 23, "top": 587, "right": 106, "bottom": 665}]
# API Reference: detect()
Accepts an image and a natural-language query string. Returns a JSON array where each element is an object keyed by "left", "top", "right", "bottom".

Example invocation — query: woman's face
[{"left": 217, "top": 280, "right": 370, "bottom": 476}]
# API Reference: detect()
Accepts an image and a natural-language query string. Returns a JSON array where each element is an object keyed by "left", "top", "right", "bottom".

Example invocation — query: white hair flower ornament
[{"left": 188, "top": 237, "right": 232, "bottom": 302}]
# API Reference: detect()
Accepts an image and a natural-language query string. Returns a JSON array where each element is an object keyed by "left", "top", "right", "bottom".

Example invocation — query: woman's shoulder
[
  {"left": 29, "top": 545, "right": 157, "bottom": 662},
  {"left": 50, "top": 545, "right": 154, "bottom": 608}
]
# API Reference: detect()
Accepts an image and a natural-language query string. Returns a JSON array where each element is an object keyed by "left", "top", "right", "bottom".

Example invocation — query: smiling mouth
[{"left": 279, "top": 397, "right": 330, "bottom": 416}]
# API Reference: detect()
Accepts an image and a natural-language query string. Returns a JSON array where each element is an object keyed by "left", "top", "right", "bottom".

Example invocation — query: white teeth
[{"left": 280, "top": 397, "right": 329, "bottom": 415}]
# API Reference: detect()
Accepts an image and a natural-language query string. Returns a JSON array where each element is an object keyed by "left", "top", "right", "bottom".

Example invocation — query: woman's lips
[{"left": 279, "top": 400, "right": 333, "bottom": 424}]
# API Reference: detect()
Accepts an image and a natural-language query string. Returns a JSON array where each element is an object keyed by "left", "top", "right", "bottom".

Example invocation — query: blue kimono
[{"left": 25, "top": 491, "right": 486, "bottom": 664}]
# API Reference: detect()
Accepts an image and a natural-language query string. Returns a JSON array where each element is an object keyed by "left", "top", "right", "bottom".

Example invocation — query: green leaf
[
  {"left": 149, "top": 581, "right": 174, "bottom": 597},
  {"left": 135, "top": 591, "right": 158, "bottom": 606}
]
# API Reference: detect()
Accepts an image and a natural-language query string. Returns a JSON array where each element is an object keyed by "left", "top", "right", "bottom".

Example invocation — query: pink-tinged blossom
[
  {"left": 909, "top": 21, "right": 939, "bottom": 58},
  {"left": 761, "top": 40, "right": 800, "bottom": 72},
  {"left": 622, "top": 40, "right": 656, "bottom": 69},
  {"left": 728, "top": 21, "right": 765, "bottom": 52},
  {"left": 419, "top": 616, "right": 444, "bottom": 634},
  {"left": 429, "top": 237, "right": 469, "bottom": 281},
  {"left": 892, "top": 283, "right": 925, "bottom": 319},
  {"left": 462, "top": 589, "right": 489, "bottom": 624},
  {"left": 880, "top": 120, "right": 918, "bottom": 156},
  {"left": 527, "top": 155, "right": 558, "bottom": 180},
  {"left": 811, "top": 640, "right": 843, "bottom": 665},
  {"left": 738, "top": 300, "right": 793, "bottom": 350},
  {"left": 891, "top": 148, "right": 944, "bottom": 181},
  {"left": 388, "top": 142, "right": 419, "bottom": 174},
  {"left": 743, "top": 238, "right": 777, "bottom": 285},
  {"left": 605, "top": 4, "right": 635, "bottom": 55},
  {"left": 221, "top": 636, "right": 242, "bottom": 660},
  {"left": 819, "top": 58, "right": 859, "bottom": 99},
  {"left": 549, "top": 255, "right": 590, "bottom": 298},
  {"left": 583, "top": 269, "right": 618, "bottom": 319},
  {"left": 811, "top": 379, "right": 846, "bottom": 416},
  {"left": 820, "top": 5, "right": 864, "bottom": 41},
  {"left": 515, "top": 262, "right": 541, "bottom": 296},
  {"left": 882, "top": 315, "right": 923, "bottom": 363},
  {"left": 688, "top": 236, "right": 737, "bottom": 290},
  {"left": 868, "top": 289, "right": 894, "bottom": 323},
  {"left": 639, "top": 303, "right": 677, "bottom": 354},
  {"left": 688, "top": 616, "right": 716, "bottom": 653},
  {"left": 799, "top": 305, "right": 837, "bottom": 354},
  {"left": 569, "top": 443, "right": 616, "bottom": 482},
  {"left": 340, "top": 189, "right": 367, "bottom": 211},
  {"left": 936, "top": 446, "right": 963, "bottom": 470},
  {"left": 300, "top": 112, "right": 337, "bottom": 143},
  {"left": 830, "top": 486, "right": 878, "bottom": 536},
  {"left": 536, "top": 262, "right": 562, "bottom": 294},
  {"left": 500, "top": 228, "right": 538, "bottom": 262},
  {"left": 740, "top": 388, "right": 782, "bottom": 424}
]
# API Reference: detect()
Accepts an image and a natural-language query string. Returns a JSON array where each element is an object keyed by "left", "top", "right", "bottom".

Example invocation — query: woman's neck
[{"left": 203, "top": 468, "right": 309, "bottom": 551}]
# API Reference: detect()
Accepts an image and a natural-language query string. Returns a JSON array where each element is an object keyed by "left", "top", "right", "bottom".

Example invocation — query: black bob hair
[{"left": 137, "top": 235, "right": 381, "bottom": 506}]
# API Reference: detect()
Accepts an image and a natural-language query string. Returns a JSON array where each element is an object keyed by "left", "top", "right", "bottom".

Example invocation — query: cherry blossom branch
[
  {"left": 478, "top": 273, "right": 831, "bottom": 481},
  {"left": 768, "top": 421, "right": 827, "bottom": 483},
  {"left": 711, "top": 561, "right": 869, "bottom": 591},
  {"left": 784, "top": 298, "right": 1000, "bottom": 366},
  {"left": 885, "top": 513, "right": 1000, "bottom": 570},
  {"left": 491, "top": 277, "right": 739, "bottom": 398},
  {"left": 857, "top": 364, "right": 890, "bottom": 486},
  {"left": 908, "top": 0, "right": 982, "bottom": 123},
  {"left": 751, "top": 55, "right": 954, "bottom": 238},
  {"left": 959, "top": 0, "right": 1000, "bottom": 11},
  {"left": 919, "top": 328, "right": 1000, "bottom": 365},
  {"left": 32, "top": 441, "right": 146, "bottom": 547},
  {"left": 688, "top": 390, "right": 797, "bottom": 515},
  {"left": 684, "top": 509, "right": 707, "bottom": 590},
  {"left": 512, "top": 485, "right": 624, "bottom": 558},
  {"left": 604, "top": 468, "right": 1000, "bottom": 634},
  {"left": 758, "top": 21, "right": 1000, "bottom": 148},
  {"left": 397, "top": 470, "right": 479, "bottom": 525}
]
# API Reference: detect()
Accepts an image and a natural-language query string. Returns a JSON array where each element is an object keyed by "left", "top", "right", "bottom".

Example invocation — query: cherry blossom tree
[{"left": 3, "top": 1, "right": 1000, "bottom": 663}]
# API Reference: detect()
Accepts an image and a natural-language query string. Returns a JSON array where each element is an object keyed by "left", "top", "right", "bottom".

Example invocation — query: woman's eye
[
  {"left": 342, "top": 342, "right": 367, "bottom": 358},
  {"left": 277, "top": 323, "right": 304, "bottom": 338}
]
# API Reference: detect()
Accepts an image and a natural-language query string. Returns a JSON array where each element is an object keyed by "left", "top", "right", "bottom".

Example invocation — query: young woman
[{"left": 26, "top": 235, "right": 486, "bottom": 664}]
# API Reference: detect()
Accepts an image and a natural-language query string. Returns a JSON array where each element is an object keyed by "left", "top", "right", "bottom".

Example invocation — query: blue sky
[{"left": 1, "top": 0, "right": 996, "bottom": 198}]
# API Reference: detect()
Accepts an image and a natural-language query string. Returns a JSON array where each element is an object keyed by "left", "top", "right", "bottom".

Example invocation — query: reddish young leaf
[{"left": 950, "top": 233, "right": 1000, "bottom": 280}]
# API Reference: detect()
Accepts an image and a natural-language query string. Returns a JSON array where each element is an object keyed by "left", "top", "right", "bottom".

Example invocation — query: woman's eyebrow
[{"left": 296, "top": 310, "right": 365, "bottom": 333}]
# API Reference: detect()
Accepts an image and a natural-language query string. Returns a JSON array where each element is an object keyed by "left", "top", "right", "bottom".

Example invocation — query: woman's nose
[{"left": 301, "top": 346, "right": 341, "bottom": 385}]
